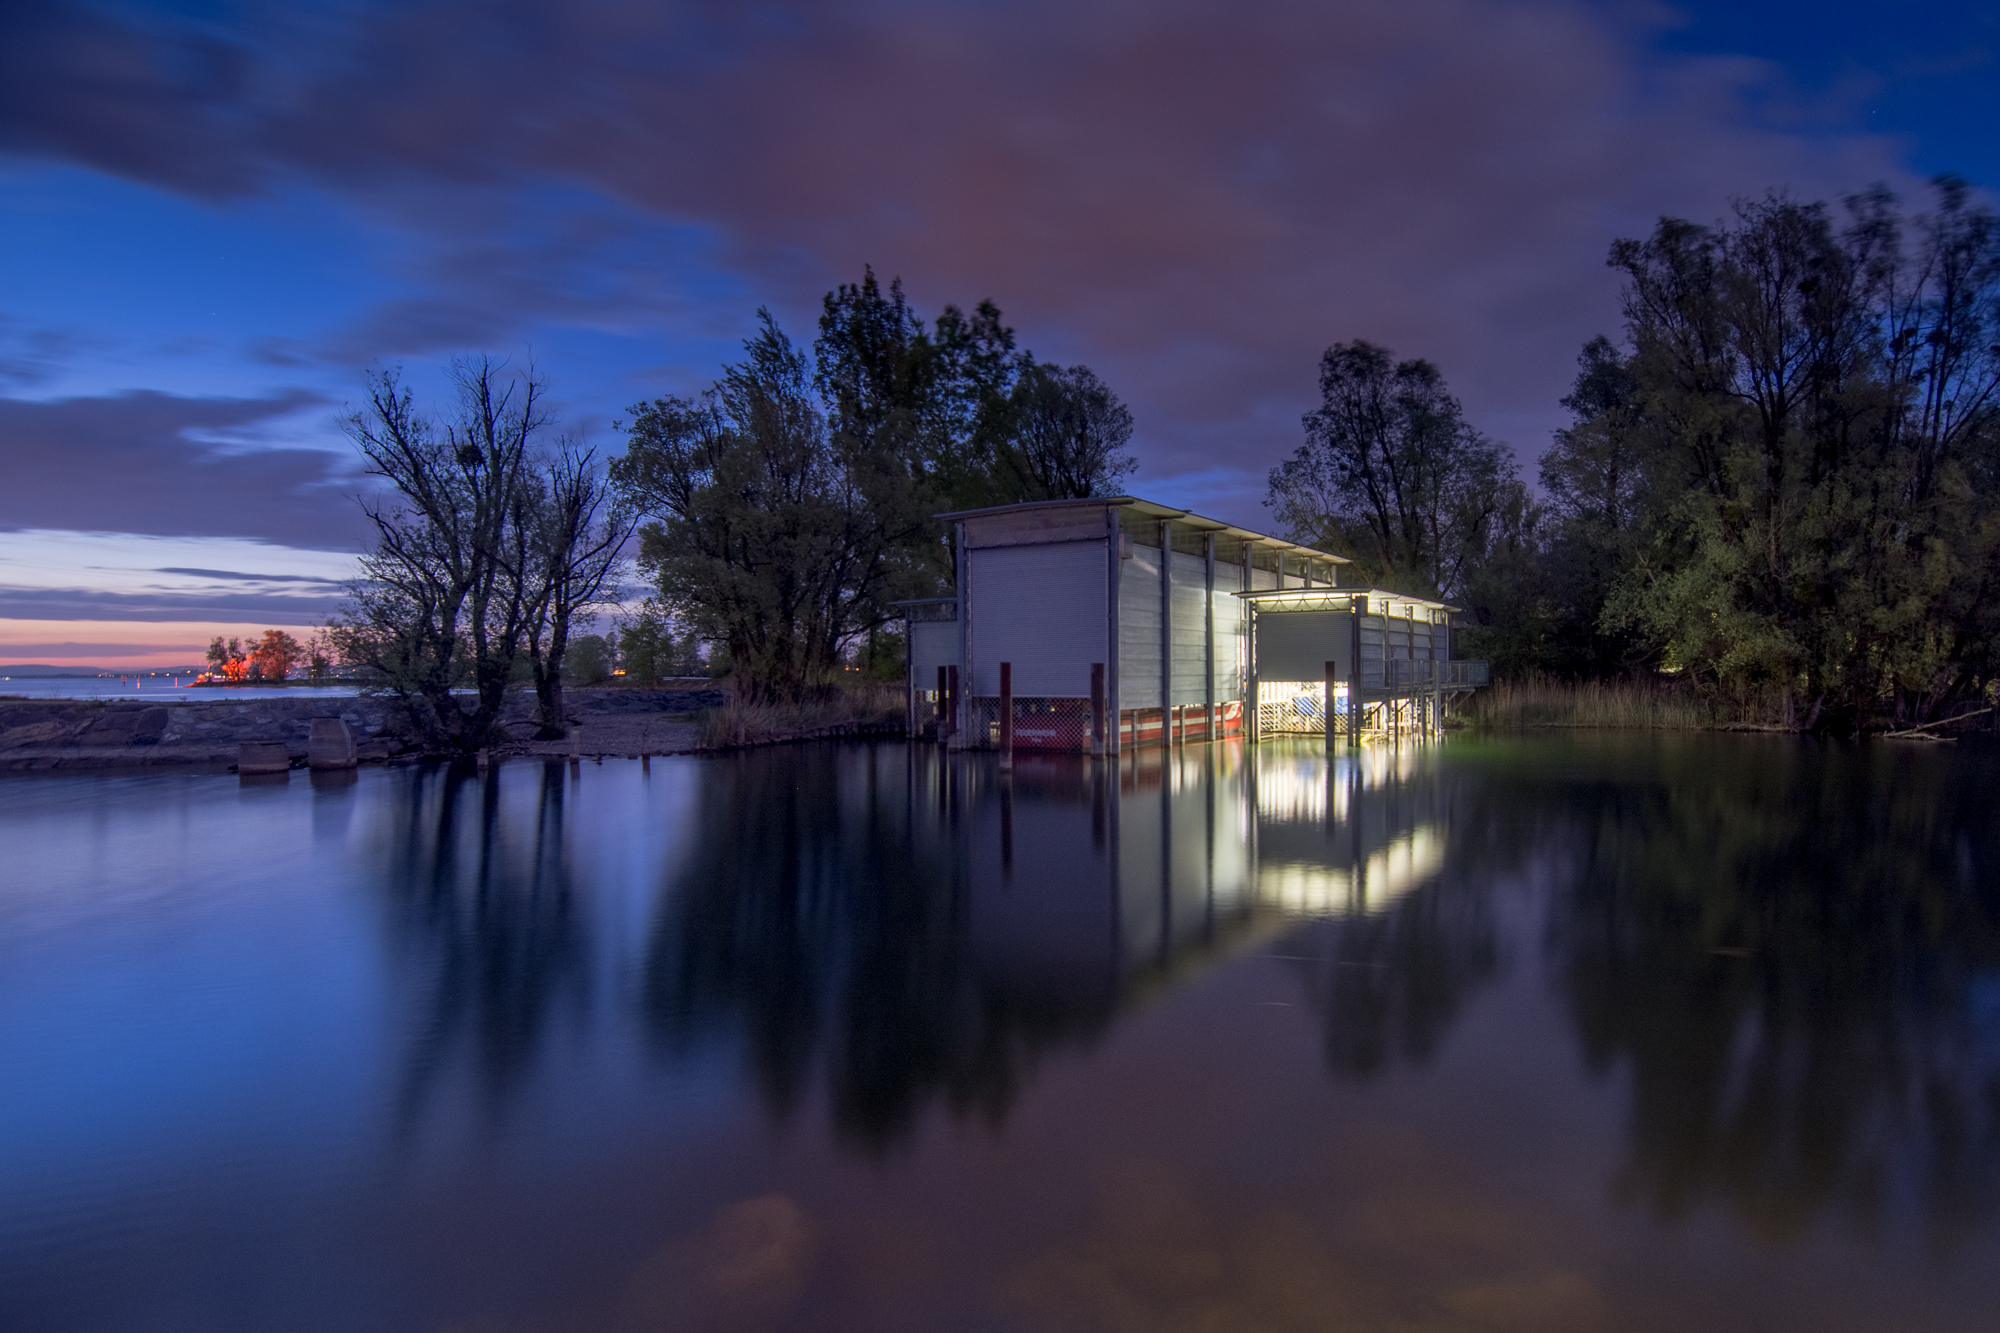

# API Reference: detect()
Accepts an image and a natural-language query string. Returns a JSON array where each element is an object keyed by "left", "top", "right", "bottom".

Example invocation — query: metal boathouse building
[{"left": 898, "top": 496, "right": 1488, "bottom": 753}]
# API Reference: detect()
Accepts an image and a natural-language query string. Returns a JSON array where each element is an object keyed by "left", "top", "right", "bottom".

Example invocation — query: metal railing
[{"left": 1385, "top": 659, "right": 1490, "bottom": 689}]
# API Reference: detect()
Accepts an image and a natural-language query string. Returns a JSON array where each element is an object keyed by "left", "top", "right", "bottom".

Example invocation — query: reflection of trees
[
  {"left": 373, "top": 762, "right": 587, "bottom": 1125},
  {"left": 1265, "top": 751, "right": 1505, "bottom": 1083},
  {"left": 1289, "top": 878, "right": 1499, "bottom": 1080},
  {"left": 645, "top": 748, "right": 1115, "bottom": 1152},
  {"left": 1544, "top": 739, "right": 2000, "bottom": 1243}
]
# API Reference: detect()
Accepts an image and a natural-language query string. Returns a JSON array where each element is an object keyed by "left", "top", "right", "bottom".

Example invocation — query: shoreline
[{"left": 0, "top": 688, "right": 724, "bottom": 772}]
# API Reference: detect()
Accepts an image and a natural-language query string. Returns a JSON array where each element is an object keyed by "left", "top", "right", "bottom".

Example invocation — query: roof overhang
[{"left": 1238, "top": 588, "right": 1457, "bottom": 614}]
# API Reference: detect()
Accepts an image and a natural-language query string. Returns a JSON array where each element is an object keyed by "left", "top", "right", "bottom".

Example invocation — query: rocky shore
[{"left": 0, "top": 687, "right": 727, "bottom": 771}]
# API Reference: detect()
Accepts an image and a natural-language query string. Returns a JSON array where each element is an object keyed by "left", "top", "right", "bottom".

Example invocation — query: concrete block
[
  {"left": 238, "top": 741, "right": 291, "bottom": 775},
  {"left": 308, "top": 717, "right": 359, "bottom": 769}
]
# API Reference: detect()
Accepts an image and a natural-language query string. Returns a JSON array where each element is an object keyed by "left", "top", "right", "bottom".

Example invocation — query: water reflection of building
[
  {"left": 955, "top": 737, "right": 1451, "bottom": 1028},
  {"left": 646, "top": 740, "right": 1455, "bottom": 1149}
]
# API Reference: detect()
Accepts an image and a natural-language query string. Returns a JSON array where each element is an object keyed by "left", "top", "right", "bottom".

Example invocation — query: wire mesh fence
[
  {"left": 966, "top": 696, "right": 1096, "bottom": 751},
  {"left": 1255, "top": 681, "right": 1348, "bottom": 736},
  {"left": 911, "top": 689, "right": 945, "bottom": 741}
]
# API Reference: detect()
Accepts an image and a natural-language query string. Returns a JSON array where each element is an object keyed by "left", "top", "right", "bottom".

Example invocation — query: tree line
[
  {"left": 332, "top": 269, "right": 1136, "bottom": 748},
  {"left": 610, "top": 268, "right": 1136, "bottom": 703},
  {"left": 1271, "top": 177, "right": 2000, "bottom": 730}
]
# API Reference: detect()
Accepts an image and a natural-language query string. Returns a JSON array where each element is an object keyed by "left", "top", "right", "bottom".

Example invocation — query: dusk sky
[{"left": 2, "top": 0, "right": 1994, "bottom": 668}]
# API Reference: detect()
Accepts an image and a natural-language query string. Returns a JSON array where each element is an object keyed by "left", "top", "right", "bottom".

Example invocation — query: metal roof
[{"left": 933, "top": 495, "right": 1351, "bottom": 564}]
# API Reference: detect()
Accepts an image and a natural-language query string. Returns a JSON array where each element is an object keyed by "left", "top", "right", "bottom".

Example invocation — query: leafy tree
[
  {"left": 611, "top": 605, "right": 668, "bottom": 685},
  {"left": 1602, "top": 180, "right": 2000, "bottom": 726},
  {"left": 613, "top": 313, "right": 928, "bottom": 703},
  {"left": 205, "top": 636, "right": 243, "bottom": 678},
  {"left": 303, "top": 628, "right": 337, "bottom": 684},
  {"left": 1515, "top": 337, "right": 1653, "bottom": 676},
  {"left": 562, "top": 633, "right": 612, "bottom": 686},
  {"left": 618, "top": 275, "right": 1141, "bottom": 702},
  {"left": 814, "top": 266, "right": 1024, "bottom": 519},
  {"left": 998, "top": 362, "right": 1137, "bottom": 500},
  {"left": 1267, "top": 340, "right": 1524, "bottom": 598},
  {"left": 248, "top": 629, "right": 302, "bottom": 682}
]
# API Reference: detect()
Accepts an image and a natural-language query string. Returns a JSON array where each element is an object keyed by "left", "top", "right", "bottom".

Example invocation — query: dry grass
[
  {"left": 693, "top": 683, "right": 907, "bottom": 749},
  {"left": 1464, "top": 675, "right": 1779, "bottom": 732}
]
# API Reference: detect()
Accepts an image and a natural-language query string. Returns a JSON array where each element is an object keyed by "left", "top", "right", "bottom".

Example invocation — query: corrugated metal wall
[
  {"left": 1118, "top": 544, "right": 1162, "bottom": 708},
  {"left": 909, "top": 620, "right": 959, "bottom": 683},
  {"left": 1169, "top": 549, "right": 1208, "bottom": 705},
  {"left": 1358, "top": 615, "right": 1385, "bottom": 686},
  {"left": 967, "top": 541, "right": 1107, "bottom": 696},
  {"left": 1213, "top": 566, "right": 1247, "bottom": 703}
]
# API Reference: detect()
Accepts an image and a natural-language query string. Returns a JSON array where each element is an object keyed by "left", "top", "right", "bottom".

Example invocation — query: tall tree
[
  {"left": 338, "top": 359, "right": 545, "bottom": 750},
  {"left": 336, "top": 359, "right": 623, "bottom": 749},
  {"left": 1268, "top": 340, "right": 1521, "bottom": 598},
  {"left": 513, "top": 446, "right": 632, "bottom": 738},
  {"left": 999, "top": 363, "right": 1137, "bottom": 500},
  {"left": 614, "top": 312, "right": 926, "bottom": 703},
  {"left": 1522, "top": 337, "right": 1652, "bottom": 676},
  {"left": 1602, "top": 181, "right": 2000, "bottom": 726}
]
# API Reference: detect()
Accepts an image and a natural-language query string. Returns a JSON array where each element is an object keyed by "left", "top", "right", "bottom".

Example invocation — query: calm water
[
  {"left": 0, "top": 679, "right": 364, "bottom": 701},
  {"left": 2, "top": 735, "right": 1998, "bottom": 1332}
]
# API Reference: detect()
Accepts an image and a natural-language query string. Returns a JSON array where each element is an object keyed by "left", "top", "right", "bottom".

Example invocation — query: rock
[
  {"left": 238, "top": 741, "right": 291, "bottom": 774},
  {"left": 308, "top": 718, "right": 358, "bottom": 769},
  {"left": 133, "top": 708, "right": 169, "bottom": 745}
]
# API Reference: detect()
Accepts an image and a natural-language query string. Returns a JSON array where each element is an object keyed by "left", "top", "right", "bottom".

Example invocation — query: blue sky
[{"left": 0, "top": 0, "right": 1993, "bottom": 666}]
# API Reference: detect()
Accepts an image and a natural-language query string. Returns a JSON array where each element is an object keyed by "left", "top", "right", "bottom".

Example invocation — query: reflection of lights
[
  {"left": 1256, "top": 826, "right": 1442, "bottom": 916},
  {"left": 1254, "top": 754, "right": 1347, "bottom": 823},
  {"left": 1351, "top": 744, "right": 1420, "bottom": 789}
]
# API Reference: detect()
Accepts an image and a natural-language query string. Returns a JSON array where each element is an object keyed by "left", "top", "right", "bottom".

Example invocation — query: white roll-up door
[{"left": 968, "top": 541, "right": 1107, "bottom": 697}]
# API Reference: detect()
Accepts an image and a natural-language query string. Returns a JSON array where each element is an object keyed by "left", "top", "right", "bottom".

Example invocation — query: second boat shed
[{"left": 899, "top": 496, "right": 1488, "bottom": 753}]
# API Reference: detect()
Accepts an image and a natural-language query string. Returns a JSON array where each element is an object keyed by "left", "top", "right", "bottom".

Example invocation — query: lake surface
[
  {"left": 0, "top": 679, "right": 364, "bottom": 701},
  {"left": 2, "top": 734, "right": 1998, "bottom": 1332}
]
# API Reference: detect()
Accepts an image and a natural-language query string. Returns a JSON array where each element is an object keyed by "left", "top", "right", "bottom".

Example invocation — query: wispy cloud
[
  {"left": 0, "top": 390, "right": 368, "bottom": 547},
  {"left": 0, "top": 0, "right": 1930, "bottom": 528}
]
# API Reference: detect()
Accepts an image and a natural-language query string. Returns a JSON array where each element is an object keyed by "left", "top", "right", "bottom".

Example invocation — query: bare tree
[
  {"left": 336, "top": 358, "right": 606, "bottom": 752},
  {"left": 514, "top": 445, "right": 632, "bottom": 738}
]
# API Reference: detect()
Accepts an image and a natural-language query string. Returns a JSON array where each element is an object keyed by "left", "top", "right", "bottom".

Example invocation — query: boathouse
[{"left": 897, "top": 496, "right": 1488, "bottom": 753}]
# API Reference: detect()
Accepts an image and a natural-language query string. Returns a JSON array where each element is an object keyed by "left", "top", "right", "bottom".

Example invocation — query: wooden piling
[
  {"left": 1325, "top": 660, "right": 1338, "bottom": 754},
  {"left": 1090, "top": 662, "right": 1106, "bottom": 757},
  {"left": 999, "top": 662, "right": 1014, "bottom": 770}
]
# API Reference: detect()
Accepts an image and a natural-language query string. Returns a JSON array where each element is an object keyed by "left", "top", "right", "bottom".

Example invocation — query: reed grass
[
  {"left": 1464, "top": 675, "right": 1780, "bottom": 732},
  {"left": 693, "top": 683, "right": 907, "bottom": 749}
]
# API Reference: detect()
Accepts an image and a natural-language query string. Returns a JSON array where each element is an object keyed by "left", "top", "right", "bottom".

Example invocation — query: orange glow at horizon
[{"left": 0, "top": 620, "right": 318, "bottom": 671}]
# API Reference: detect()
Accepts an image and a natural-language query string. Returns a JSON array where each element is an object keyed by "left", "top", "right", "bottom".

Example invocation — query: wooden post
[
  {"left": 1106, "top": 507, "right": 1122, "bottom": 758},
  {"left": 1245, "top": 605, "right": 1259, "bottom": 747},
  {"left": 936, "top": 665, "right": 949, "bottom": 745},
  {"left": 1204, "top": 531, "right": 1216, "bottom": 731},
  {"left": 1160, "top": 519, "right": 1173, "bottom": 738},
  {"left": 1000, "top": 661, "right": 1014, "bottom": 769},
  {"left": 1325, "top": 660, "right": 1338, "bottom": 754},
  {"left": 946, "top": 665, "right": 960, "bottom": 748},
  {"left": 1348, "top": 597, "right": 1363, "bottom": 748},
  {"left": 1090, "top": 662, "right": 1106, "bottom": 757}
]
